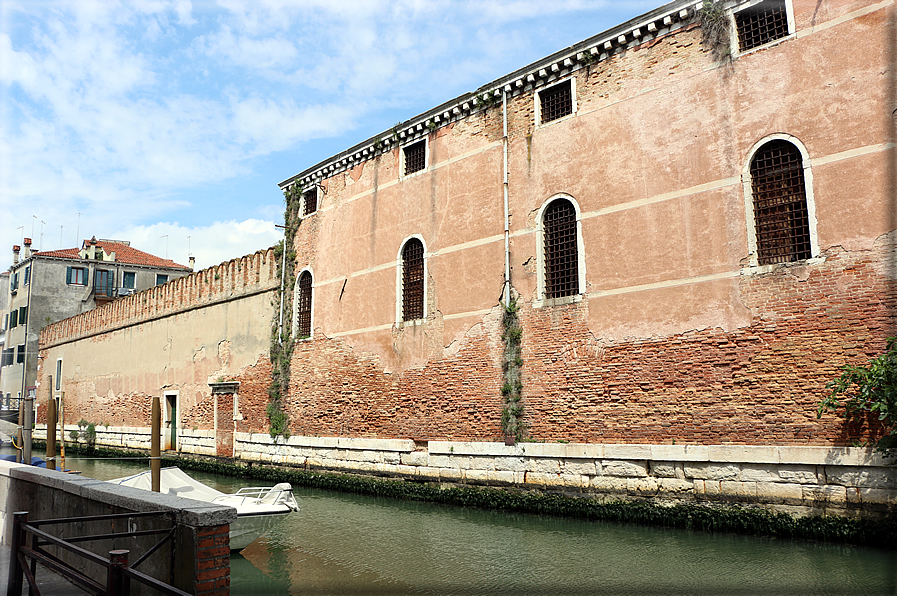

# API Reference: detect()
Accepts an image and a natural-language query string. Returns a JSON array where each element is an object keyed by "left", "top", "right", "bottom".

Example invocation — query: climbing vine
[
  {"left": 818, "top": 337, "right": 897, "bottom": 459},
  {"left": 500, "top": 295, "right": 525, "bottom": 442},
  {"left": 267, "top": 184, "right": 303, "bottom": 438},
  {"left": 697, "top": 0, "right": 732, "bottom": 62}
]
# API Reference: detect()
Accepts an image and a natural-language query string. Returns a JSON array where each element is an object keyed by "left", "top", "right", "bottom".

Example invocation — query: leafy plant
[
  {"left": 698, "top": 0, "right": 732, "bottom": 62},
  {"left": 500, "top": 295, "right": 526, "bottom": 442},
  {"left": 818, "top": 337, "right": 897, "bottom": 459}
]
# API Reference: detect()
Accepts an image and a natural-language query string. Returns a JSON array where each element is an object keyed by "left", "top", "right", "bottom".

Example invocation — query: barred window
[
  {"left": 303, "top": 189, "right": 317, "bottom": 216},
  {"left": 401, "top": 238, "right": 425, "bottom": 321},
  {"left": 539, "top": 80, "right": 573, "bottom": 124},
  {"left": 750, "top": 140, "right": 811, "bottom": 265},
  {"left": 295, "top": 271, "right": 313, "bottom": 338},
  {"left": 735, "top": 0, "right": 789, "bottom": 52},
  {"left": 543, "top": 199, "right": 579, "bottom": 299},
  {"left": 403, "top": 140, "right": 426, "bottom": 176}
]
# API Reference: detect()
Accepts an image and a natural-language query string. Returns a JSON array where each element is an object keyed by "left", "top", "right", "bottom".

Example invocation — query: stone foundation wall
[{"left": 235, "top": 434, "right": 896, "bottom": 515}]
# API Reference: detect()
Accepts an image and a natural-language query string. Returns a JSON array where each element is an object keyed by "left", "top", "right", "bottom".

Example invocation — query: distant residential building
[{"left": 1, "top": 236, "right": 192, "bottom": 405}]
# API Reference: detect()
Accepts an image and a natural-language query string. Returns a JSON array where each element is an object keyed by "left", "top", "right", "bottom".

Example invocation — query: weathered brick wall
[{"left": 283, "top": 241, "right": 894, "bottom": 446}]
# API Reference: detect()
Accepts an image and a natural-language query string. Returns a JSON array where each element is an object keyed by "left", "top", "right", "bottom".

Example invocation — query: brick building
[
  {"left": 273, "top": 0, "right": 895, "bottom": 446},
  {"left": 2, "top": 237, "right": 191, "bottom": 413},
  {"left": 34, "top": 0, "right": 897, "bottom": 513}
]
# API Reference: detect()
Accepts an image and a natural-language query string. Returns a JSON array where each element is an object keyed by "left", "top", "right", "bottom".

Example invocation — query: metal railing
[{"left": 8, "top": 510, "right": 190, "bottom": 596}]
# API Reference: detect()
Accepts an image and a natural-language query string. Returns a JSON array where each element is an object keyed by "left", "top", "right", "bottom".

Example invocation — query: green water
[{"left": 30, "top": 453, "right": 897, "bottom": 595}]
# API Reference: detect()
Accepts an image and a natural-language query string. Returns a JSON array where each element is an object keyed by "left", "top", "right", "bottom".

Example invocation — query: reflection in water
[{"left": 18, "top": 448, "right": 897, "bottom": 595}]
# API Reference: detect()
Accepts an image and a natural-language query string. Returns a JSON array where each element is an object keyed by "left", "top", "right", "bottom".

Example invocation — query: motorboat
[{"left": 109, "top": 467, "right": 299, "bottom": 550}]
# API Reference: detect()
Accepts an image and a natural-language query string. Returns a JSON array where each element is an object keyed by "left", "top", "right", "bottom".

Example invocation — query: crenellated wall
[{"left": 41, "top": 248, "right": 278, "bottom": 349}]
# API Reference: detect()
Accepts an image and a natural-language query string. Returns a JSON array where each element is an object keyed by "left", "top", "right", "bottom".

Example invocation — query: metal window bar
[
  {"left": 404, "top": 140, "right": 426, "bottom": 175},
  {"left": 735, "top": 0, "right": 789, "bottom": 52},
  {"left": 540, "top": 80, "right": 573, "bottom": 124},
  {"left": 543, "top": 200, "right": 579, "bottom": 298},
  {"left": 303, "top": 189, "right": 317, "bottom": 216},
  {"left": 751, "top": 140, "right": 811, "bottom": 265},
  {"left": 402, "top": 239, "right": 424, "bottom": 321},
  {"left": 296, "top": 272, "right": 312, "bottom": 337}
]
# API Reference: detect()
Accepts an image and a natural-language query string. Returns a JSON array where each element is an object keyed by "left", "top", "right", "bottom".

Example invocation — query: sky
[{"left": 1, "top": 0, "right": 655, "bottom": 271}]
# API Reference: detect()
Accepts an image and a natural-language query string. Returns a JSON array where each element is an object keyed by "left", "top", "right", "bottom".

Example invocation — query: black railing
[{"left": 8, "top": 510, "right": 190, "bottom": 596}]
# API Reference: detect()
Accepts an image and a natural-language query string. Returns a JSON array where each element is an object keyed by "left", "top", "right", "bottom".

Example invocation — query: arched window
[
  {"left": 543, "top": 198, "right": 580, "bottom": 299},
  {"left": 749, "top": 140, "right": 811, "bottom": 265},
  {"left": 295, "top": 270, "right": 312, "bottom": 338},
  {"left": 401, "top": 238, "right": 425, "bottom": 321}
]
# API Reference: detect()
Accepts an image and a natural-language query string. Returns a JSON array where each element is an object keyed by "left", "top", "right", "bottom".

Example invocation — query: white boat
[{"left": 109, "top": 467, "right": 299, "bottom": 550}]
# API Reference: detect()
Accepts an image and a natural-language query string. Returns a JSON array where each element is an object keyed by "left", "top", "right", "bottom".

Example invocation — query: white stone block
[
  {"left": 564, "top": 443, "right": 602, "bottom": 459},
  {"left": 684, "top": 463, "right": 739, "bottom": 481},
  {"left": 525, "top": 458, "right": 561, "bottom": 473},
  {"left": 602, "top": 461, "right": 648, "bottom": 478},
  {"left": 709, "top": 445, "right": 779, "bottom": 464},
  {"left": 651, "top": 462, "right": 678, "bottom": 478},
  {"left": 658, "top": 478, "right": 693, "bottom": 494},
  {"left": 858, "top": 487, "right": 897, "bottom": 504},
  {"left": 590, "top": 475, "right": 626, "bottom": 492},
  {"left": 802, "top": 485, "right": 847, "bottom": 503},
  {"left": 401, "top": 452, "right": 428, "bottom": 467},
  {"left": 603, "top": 445, "right": 651, "bottom": 460},
  {"left": 563, "top": 460, "right": 597, "bottom": 476},
  {"left": 757, "top": 482, "right": 803, "bottom": 503},
  {"left": 777, "top": 466, "right": 820, "bottom": 485},
  {"left": 627, "top": 477, "right": 659, "bottom": 494}
]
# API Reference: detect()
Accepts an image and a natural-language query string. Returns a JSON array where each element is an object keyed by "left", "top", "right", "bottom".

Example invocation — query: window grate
[
  {"left": 303, "top": 189, "right": 317, "bottom": 216},
  {"left": 540, "top": 80, "right": 573, "bottom": 124},
  {"left": 402, "top": 239, "right": 424, "bottom": 321},
  {"left": 751, "top": 140, "right": 811, "bottom": 265},
  {"left": 404, "top": 140, "right": 426, "bottom": 175},
  {"left": 735, "top": 1, "right": 789, "bottom": 52},
  {"left": 543, "top": 199, "right": 579, "bottom": 298},
  {"left": 296, "top": 271, "right": 312, "bottom": 337}
]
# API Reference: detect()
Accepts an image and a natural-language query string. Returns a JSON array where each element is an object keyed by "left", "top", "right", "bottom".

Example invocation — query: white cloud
[{"left": 0, "top": 0, "right": 654, "bottom": 268}]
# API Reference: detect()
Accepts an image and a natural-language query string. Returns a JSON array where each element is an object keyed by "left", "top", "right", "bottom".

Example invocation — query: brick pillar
[
  {"left": 195, "top": 524, "right": 231, "bottom": 595},
  {"left": 209, "top": 381, "right": 239, "bottom": 459}
]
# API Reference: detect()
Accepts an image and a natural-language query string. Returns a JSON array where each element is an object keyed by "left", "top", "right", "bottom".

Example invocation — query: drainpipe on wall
[
  {"left": 276, "top": 224, "right": 287, "bottom": 343},
  {"left": 502, "top": 89, "right": 511, "bottom": 307}
]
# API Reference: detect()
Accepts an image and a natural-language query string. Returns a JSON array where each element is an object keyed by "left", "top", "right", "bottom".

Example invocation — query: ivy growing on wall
[
  {"left": 697, "top": 0, "right": 732, "bottom": 62},
  {"left": 500, "top": 296, "right": 525, "bottom": 442},
  {"left": 267, "top": 184, "right": 302, "bottom": 438}
]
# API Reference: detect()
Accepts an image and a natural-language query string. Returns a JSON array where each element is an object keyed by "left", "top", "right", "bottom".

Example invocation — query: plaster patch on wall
[
  {"left": 193, "top": 346, "right": 206, "bottom": 362},
  {"left": 218, "top": 340, "right": 230, "bottom": 367}
]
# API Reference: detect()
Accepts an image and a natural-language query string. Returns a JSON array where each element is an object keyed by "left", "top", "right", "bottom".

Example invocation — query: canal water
[{"left": 20, "top": 452, "right": 897, "bottom": 595}]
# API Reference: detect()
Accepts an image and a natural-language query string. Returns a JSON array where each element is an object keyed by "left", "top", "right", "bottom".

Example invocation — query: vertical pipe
[
  {"left": 502, "top": 89, "right": 511, "bottom": 306},
  {"left": 151, "top": 396, "right": 161, "bottom": 492},
  {"left": 46, "top": 388, "right": 57, "bottom": 471}
]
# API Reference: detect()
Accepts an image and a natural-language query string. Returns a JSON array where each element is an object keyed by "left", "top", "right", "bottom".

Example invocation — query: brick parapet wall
[{"left": 39, "top": 248, "right": 277, "bottom": 349}]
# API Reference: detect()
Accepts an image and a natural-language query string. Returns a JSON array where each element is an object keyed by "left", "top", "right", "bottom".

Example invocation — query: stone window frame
[
  {"left": 292, "top": 267, "right": 314, "bottom": 340},
  {"left": 535, "top": 77, "right": 577, "bottom": 128},
  {"left": 401, "top": 138, "right": 428, "bottom": 178},
  {"left": 395, "top": 235, "right": 428, "bottom": 326},
  {"left": 300, "top": 186, "right": 319, "bottom": 218},
  {"left": 729, "top": 0, "right": 795, "bottom": 56},
  {"left": 741, "top": 133, "right": 820, "bottom": 273},
  {"left": 55, "top": 358, "right": 63, "bottom": 392},
  {"left": 534, "top": 194, "right": 586, "bottom": 308}
]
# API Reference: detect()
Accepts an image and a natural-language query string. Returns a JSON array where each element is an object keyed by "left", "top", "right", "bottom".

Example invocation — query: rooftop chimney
[
  {"left": 23, "top": 238, "right": 32, "bottom": 259},
  {"left": 12, "top": 245, "right": 20, "bottom": 265},
  {"left": 189, "top": 256, "right": 195, "bottom": 271}
]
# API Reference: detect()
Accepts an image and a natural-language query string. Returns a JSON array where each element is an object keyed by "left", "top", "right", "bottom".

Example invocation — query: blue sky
[{"left": 1, "top": 0, "right": 654, "bottom": 271}]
